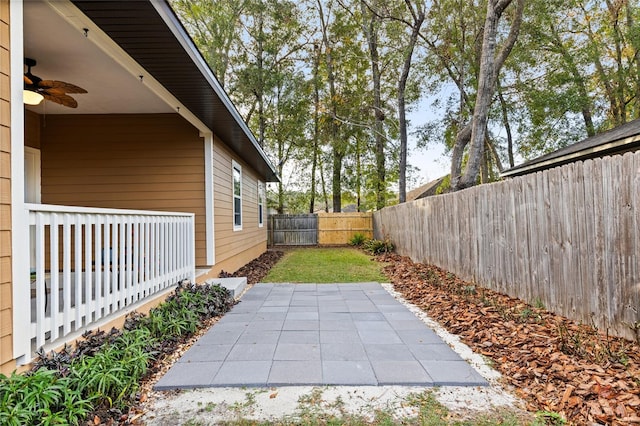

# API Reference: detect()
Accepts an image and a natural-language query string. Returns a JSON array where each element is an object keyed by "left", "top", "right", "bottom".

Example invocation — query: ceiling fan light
[{"left": 23, "top": 89, "right": 44, "bottom": 105}]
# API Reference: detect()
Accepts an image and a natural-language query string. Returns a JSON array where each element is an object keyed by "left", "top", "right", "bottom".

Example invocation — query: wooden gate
[{"left": 268, "top": 214, "right": 318, "bottom": 246}]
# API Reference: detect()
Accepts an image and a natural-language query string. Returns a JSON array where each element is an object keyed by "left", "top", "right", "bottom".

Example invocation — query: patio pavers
[{"left": 154, "top": 283, "right": 487, "bottom": 389}]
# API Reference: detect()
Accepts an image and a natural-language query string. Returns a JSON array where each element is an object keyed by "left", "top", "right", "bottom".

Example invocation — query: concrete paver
[{"left": 154, "top": 283, "right": 488, "bottom": 390}]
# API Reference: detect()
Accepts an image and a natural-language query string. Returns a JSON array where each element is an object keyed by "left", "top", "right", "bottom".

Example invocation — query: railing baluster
[
  {"left": 131, "top": 220, "right": 140, "bottom": 303},
  {"left": 35, "top": 213, "right": 46, "bottom": 350},
  {"left": 94, "top": 215, "right": 103, "bottom": 321},
  {"left": 62, "top": 214, "right": 71, "bottom": 336},
  {"left": 74, "top": 214, "right": 82, "bottom": 329},
  {"left": 119, "top": 217, "right": 127, "bottom": 309},
  {"left": 103, "top": 217, "right": 111, "bottom": 316},
  {"left": 159, "top": 220, "right": 166, "bottom": 289},
  {"left": 49, "top": 213, "right": 59, "bottom": 341},
  {"left": 144, "top": 221, "right": 150, "bottom": 297},
  {"left": 125, "top": 220, "right": 131, "bottom": 305},
  {"left": 84, "top": 215, "right": 93, "bottom": 322},
  {"left": 112, "top": 218, "right": 119, "bottom": 312},
  {"left": 152, "top": 217, "right": 159, "bottom": 293}
]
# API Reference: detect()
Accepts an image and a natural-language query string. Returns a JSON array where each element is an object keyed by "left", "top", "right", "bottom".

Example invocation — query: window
[
  {"left": 258, "top": 181, "right": 265, "bottom": 227},
  {"left": 232, "top": 161, "right": 242, "bottom": 230}
]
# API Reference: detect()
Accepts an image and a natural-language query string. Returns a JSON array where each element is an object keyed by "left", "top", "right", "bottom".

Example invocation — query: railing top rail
[{"left": 25, "top": 203, "right": 195, "bottom": 218}]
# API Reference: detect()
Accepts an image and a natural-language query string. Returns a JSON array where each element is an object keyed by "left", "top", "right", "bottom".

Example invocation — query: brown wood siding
[
  {"left": 39, "top": 114, "right": 209, "bottom": 266},
  {"left": 212, "top": 137, "right": 267, "bottom": 271},
  {"left": 0, "top": 0, "right": 13, "bottom": 374}
]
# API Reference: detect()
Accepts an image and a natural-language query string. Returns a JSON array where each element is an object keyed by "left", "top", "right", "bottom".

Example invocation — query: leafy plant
[
  {"left": 362, "top": 237, "right": 394, "bottom": 255},
  {"left": 0, "top": 369, "right": 91, "bottom": 426},
  {"left": 533, "top": 297, "right": 546, "bottom": 310},
  {"left": 348, "top": 232, "right": 367, "bottom": 247},
  {"left": 535, "top": 410, "right": 566, "bottom": 425}
]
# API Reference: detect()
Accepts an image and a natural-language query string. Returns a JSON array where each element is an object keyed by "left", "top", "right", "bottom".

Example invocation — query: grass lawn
[{"left": 263, "top": 247, "right": 387, "bottom": 283}]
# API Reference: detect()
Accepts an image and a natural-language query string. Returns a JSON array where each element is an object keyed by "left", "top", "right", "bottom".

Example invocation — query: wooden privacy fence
[
  {"left": 374, "top": 151, "right": 640, "bottom": 341},
  {"left": 318, "top": 212, "right": 373, "bottom": 245},
  {"left": 268, "top": 214, "right": 318, "bottom": 246},
  {"left": 268, "top": 212, "right": 373, "bottom": 246}
]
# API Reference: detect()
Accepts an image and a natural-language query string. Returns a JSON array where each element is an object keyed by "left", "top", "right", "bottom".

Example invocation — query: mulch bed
[
  {"left": 378, "top": 252, "right": 640, "bottom": 425},
  {"left": 220, "top": 249, "right": 284, "bottom": 285}
]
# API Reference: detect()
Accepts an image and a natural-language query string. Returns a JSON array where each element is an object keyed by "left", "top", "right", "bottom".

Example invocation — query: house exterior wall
[
  {"left": 205, "top": 138, "right": 267, "bottom": 278},
  {"left": 0, "top": 0, "right": 14, "bottom": 374},
  {"left": 38, "top": 113, "right": 209, "bottom": 266},
  {"left": 34, "top": 113, "right": 267, "bottom": 277}
]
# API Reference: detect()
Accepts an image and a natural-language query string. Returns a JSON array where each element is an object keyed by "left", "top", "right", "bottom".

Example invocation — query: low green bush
[
  {"left": 71, "top": 328, "right": 154, "bottom": 409},
  {"left": 348, "top": 232, "right": 367, "bottom": 247},
  {"left": 0, "top": 369, "right": 91, "bottom": 426},
  {"left": 362, "top": 237, "right": 394, "bottom": 255},
  {"left": 0, "top": 282, "right": 236, "bottom": 424}
]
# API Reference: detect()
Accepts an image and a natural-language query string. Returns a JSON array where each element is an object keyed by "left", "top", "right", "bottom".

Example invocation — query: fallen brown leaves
[
  {"left": 379, "top": 253, "right": 640, "bottom": 425},
  {"left": 220, "top": 249, "right": 284, "bottom": 284}
]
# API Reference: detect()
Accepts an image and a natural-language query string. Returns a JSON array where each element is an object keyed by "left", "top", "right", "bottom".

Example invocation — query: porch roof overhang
[
  {"left": 501, "top": 118, "right": 640, "bottom": 178},
  {"left": 68, "top": 0, "right": 278, "bottom": 183}
]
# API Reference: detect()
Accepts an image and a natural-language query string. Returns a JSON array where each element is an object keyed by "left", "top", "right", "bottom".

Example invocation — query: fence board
[{"left": 374, "top": 151, "right": 640, "bottom": 341}]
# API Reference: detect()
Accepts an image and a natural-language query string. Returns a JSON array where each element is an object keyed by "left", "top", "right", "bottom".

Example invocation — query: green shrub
[
  {"left": 348, "top": 233, "right": 368, "bottom": 247},
  {"left": 363, "top": 237, "right": 394, "bottom": 255},
  {"left": 0, "top": 369, "right": 91, "bottom": 426},
  {"left": 70, "top": 328, "right": 153, "bottom": 408}
]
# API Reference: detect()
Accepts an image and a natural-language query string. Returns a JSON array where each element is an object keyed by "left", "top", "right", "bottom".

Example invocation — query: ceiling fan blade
[
  {"left": 24, "top": 75, "right": 34, "bottom": 85},
  {"left": 45, "top": 88, "right": 67, "bottom": 95},
  {"left": 42, "top": 92, "right": 78, "bottom": 108},
  {"left": 39, "top": 80, "right": 87, "bottom": 94}
]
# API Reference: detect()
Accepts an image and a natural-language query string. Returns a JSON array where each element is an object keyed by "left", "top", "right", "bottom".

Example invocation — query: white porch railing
[{"left": 15, "top": 203, "right": 195, "bottom": 363}]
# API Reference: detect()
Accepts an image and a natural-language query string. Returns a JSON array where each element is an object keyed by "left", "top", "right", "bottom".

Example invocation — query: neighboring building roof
[
  {"left": 71, "top": 0, "right": 279, "bottom": 182},
  {"left": 406, "top": 176, "right": 447, "bottom": 201},
  {"left": 501, "top": 118, "right": 640, "bottom": 178}
]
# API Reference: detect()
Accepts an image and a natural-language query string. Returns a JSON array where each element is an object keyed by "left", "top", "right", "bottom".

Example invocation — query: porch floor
[{"left": 154, "top": 283, "right": 487, "bottom": 389}]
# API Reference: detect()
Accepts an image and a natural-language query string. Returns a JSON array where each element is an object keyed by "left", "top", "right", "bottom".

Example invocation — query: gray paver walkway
[{"left": 154, "top": 283, "right": 487, "bottom": 389}]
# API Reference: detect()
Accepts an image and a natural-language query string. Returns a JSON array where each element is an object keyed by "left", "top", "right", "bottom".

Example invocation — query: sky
[{"left": 405, "top": 96, "right": 450, "bottom": 189}]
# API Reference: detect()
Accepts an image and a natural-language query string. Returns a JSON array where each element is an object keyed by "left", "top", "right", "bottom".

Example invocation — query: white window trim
[
  {"left": 258, "top": 181, "right": 265, "bottom": 228},
  {"left": 232, "top": 160, "right": 242, "bottom": 231}
]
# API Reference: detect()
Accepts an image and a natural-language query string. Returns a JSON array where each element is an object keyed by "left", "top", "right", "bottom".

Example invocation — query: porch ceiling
[
  {"left": 23, "top": 0, "right": 279, "bottom": 183},
  {"left": 23, "top": 1, "right": 173, "bottom": 115}
]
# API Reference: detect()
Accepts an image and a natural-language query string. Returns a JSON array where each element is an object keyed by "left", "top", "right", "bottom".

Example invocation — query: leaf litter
[{"left": 378, "top": 253, "right": 640, "bottom": 425}]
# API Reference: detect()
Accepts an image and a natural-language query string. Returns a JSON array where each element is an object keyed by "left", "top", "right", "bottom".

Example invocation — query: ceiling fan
[{"left": 23, "top": 58, "right": 87, "bottom": 108}]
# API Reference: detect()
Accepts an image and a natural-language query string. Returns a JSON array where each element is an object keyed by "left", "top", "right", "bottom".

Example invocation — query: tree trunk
[
  {"left": 453, "top": 0, "right": 524, "bottom": 190},
  {"left": 450, "top": 123, "right": 471, "bottom": 189},
  {"left": 361, "top": 0, "right": 385, "bottom": 210},
  {"left": 319, "top": 154, "right": 329, "bottom": 213},
  {"left": 398, "top": 3, "right": 424, "bottom": 203},
  {"left": 355, "top": 137, "right": 362, "bottom": 212},
  {"left": 497, "top": 85, "right": 514, "bottom": 168},
  {"left": 310, "top": 44, "right": 320, "bottom": 214},
  {"left": 317, "top": 0, "right": 342, "bottom": 212}
]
